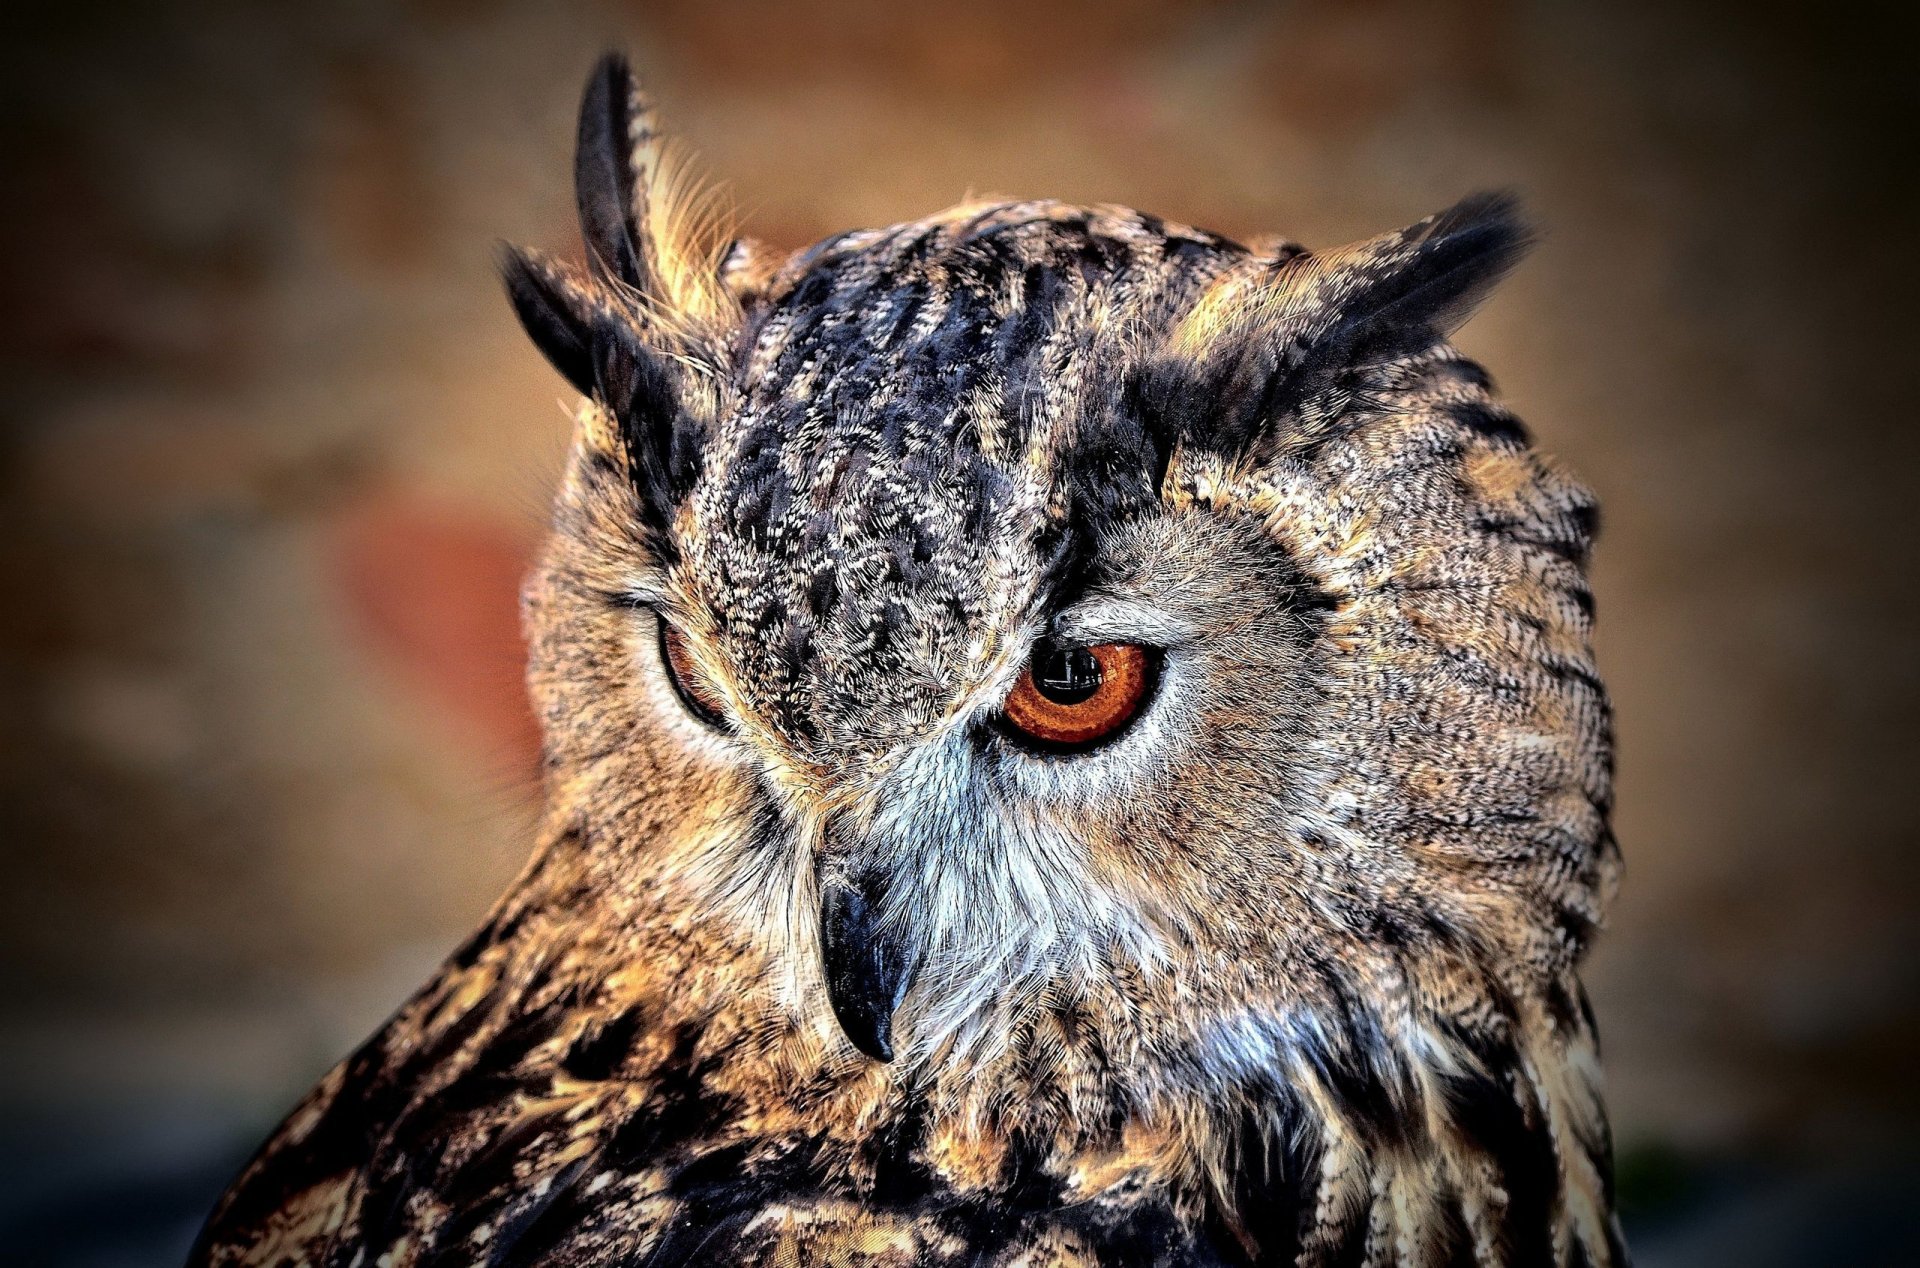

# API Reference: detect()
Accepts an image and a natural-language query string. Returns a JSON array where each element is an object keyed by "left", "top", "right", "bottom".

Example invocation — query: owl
[{"left": 192, "top": 54, "right": 1623, "bottom": 1268}]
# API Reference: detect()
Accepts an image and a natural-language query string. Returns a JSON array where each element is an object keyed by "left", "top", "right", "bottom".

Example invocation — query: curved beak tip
[
  {"left": 845, "top": 1016, "right": 895, "bottom": 1063},
  {"left": 819, "top": 867, "right": 911, "bottom": 1066}
]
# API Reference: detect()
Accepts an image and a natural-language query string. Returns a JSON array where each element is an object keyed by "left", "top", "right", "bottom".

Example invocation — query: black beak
[{"left": 818, "top": 863, "right": 913, "bottom": 1062}]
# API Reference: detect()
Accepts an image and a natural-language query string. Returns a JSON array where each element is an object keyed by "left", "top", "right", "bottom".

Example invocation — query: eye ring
[
  {"left": 658, "top": 618, "right": 730, "bottom": 731},
  {"left": 1000, "top": 642, "right": 1158, "bottom": 754}
]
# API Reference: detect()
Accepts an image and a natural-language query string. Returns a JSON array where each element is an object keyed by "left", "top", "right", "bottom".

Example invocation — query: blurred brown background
[{"left": 2, "top": 1, "right": 1915, "bottom": 1263}]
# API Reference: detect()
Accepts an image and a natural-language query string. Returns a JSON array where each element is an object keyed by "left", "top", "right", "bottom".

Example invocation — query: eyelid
[
  {"left": 636, "top": 601, "right": 734, "bottom": 733},
  {"left": 1048, "top": 597, "right": 1192, "bottom": 649},
  {"left": 616, "top": 585, "right": 670, "bottom": 613}
]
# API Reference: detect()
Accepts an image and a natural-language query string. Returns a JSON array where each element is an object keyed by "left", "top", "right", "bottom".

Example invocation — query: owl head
[{"left": 505, "top": 52, "right": 1614, "bottom": 1137}]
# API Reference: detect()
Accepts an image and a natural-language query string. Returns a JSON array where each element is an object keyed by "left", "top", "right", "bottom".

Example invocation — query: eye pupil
[{"left": 1035, "top": 646, "right": 1102, "bottom": 704}]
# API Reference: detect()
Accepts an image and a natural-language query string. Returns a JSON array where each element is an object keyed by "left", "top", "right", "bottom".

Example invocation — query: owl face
[{"left": 509, "top": 63, "right": 1614, "bottom": 1084}]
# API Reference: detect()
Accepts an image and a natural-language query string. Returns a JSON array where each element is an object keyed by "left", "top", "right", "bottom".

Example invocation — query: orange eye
[
  {"left": 1001, "top": 642, "right": 1158, "bottom": 753},
  {"left": 659, "top": 621, "right": 730, "bottom": 730}
]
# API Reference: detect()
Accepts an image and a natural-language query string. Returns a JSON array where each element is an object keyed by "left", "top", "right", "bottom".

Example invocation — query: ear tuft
[
  {"left": 1152, "top": 192, "right": 1534, "bottom": 466},
  {"left": 574, "top": 52, "right": 653, "bottom": 291},
  {"left": 503, "top": 55, "right": 737, "bottom": 560},
  {"left": 1334, "top": 190, "right": 1533, "bottom": 355},
  {"left": 499, "top": 244, "right": 600, "bottom": 396},
  {"left": 717, "top": 237, "right": 782, "bottom": 308}
]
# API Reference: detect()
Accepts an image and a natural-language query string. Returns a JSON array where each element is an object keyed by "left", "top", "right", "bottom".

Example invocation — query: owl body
[{"left": 193, "top": 56, "right": 1624, "bottom": 1268}]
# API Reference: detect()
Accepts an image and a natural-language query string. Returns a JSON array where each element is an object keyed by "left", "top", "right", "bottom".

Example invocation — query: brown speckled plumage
[{"left": 193, "top": 53, "right": 1624, "bottom": 1267}]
